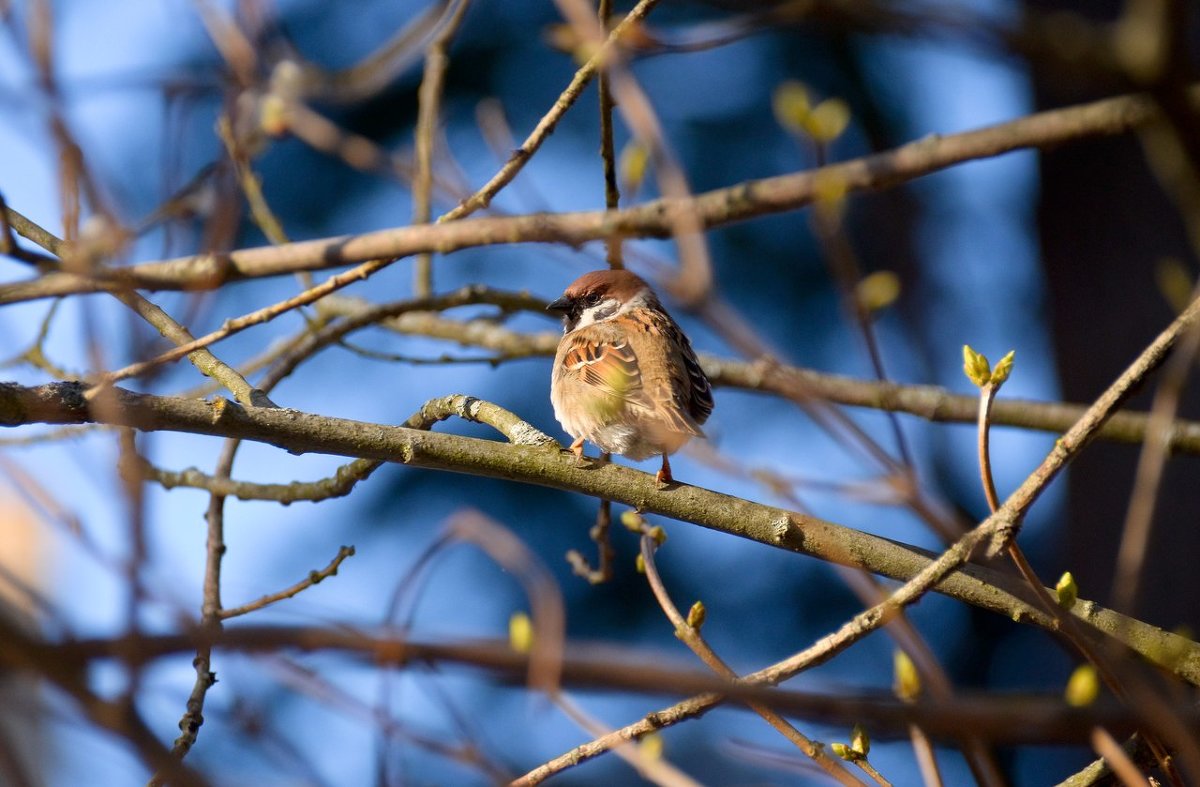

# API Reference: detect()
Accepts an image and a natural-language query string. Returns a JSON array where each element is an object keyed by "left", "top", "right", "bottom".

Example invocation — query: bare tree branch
[
  {"left": 2, "top": 88, "right": 1194, "bottom": 304},
  {"left": 2, "top": 380, "right": 1196, "bottom": 685}
]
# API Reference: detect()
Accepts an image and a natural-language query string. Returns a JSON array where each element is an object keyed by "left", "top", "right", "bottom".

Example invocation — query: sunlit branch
[
  {"left": 2, "top": 88, "right": 1194, "bottom": 304},
  {"left": 314, "top": 300, "right": 1200, "bottom": 455},
  {"left": 2, "top": 381, "right": 1196, "bottom": 686}
]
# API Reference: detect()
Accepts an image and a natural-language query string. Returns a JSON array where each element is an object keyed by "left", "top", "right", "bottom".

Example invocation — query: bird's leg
[
  {"left": 570, "top": 436, "right": 586, "bottom": 465},
  {"left": 655, "top": 454, "right": 674, "bottom": 487}
]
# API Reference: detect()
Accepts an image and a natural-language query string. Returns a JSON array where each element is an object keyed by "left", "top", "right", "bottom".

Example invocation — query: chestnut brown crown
[{"left": 546, "top": 270, "right": 656, "bottom": 332}]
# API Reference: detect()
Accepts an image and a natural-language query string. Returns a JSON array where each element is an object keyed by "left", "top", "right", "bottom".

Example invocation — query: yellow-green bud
[
  {"left": 894, "top": 649, "right": 921, "bottom": 702},
  {"left": 851, "top": 723, "right": 870, "bottom": 756},
  {"left": 807, "top": 98, "right": 851, "bottom": 143},
  {"left": 259, "top": 94, "right": 289, "bottom": 137},
  {"left": 813, "top": 169, "right": 848, "bottom": 215},
  {"left": 1056, "top": 571, "right": 1078, "bottom": 610},
  {"left": 620, "top": 510, "right": 645, "bottom": 532},
  {"left": 772, "top": 81, "right": 811, "bottom": 134},
  {"left": 990, "top": 350, "right": 1016, "bottom": 385},
  {"left": 509, "top": 612, "right": 534, "bottom": 654},
  {"left": 962, "top": 345, "right": 992, "bottom": 388},
  {"left": 639, "top": 732, "right": 663, "bottom": 760},
  {"left": 1064, "top": 664, "right": 1099, "bottom": 707},
  {"left": 648, "top": 525, "right": 667, "bottom": 546},
  {"left": 619, "top": 141, "right": 650, "bottom": 194},
  {"left": 856, "top": 270, "right": 901, "bottom": 314},
  {"left": 687, "top": 601, "right": 707, "bottom": 630}
]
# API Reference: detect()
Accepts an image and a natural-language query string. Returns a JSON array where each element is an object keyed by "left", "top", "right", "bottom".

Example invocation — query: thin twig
[
  {"left": 412, "top": 0, "right": 472, "bottom": 296},
  {"left": 445, "top": 511, "right": 566, "bottom": 693},
  {"left": 907, "top": 724, "right": 943, "bottom": 787},
  {"left": 0, "top": 203, "right": 271, "bottom": 407},
  {"left": 972, "top": 360, "right": 1183, "bottom": 781},
  {"left": 136, "top": 455, "right": 383, "bottom": 503},
  {"left": 150, "top": 437, "right": 237, "bottom": 783},
  {"left": 109, "top": 289, "right": 276, "bottom": 408},
  {"left": 550, "top": 692, "right": 702, "bottom": 787},
  {"left": 1091, "top": 727, "right": 1152, "bottom": 787},
  {"left": 442, "top": 0, "right": 662, "bottom": 220},
  {"left": 565, "top": 452, "right": 615, "bottom": 584},
  {"left": 0, "top": 193, "right": 57, "bottom": 267},
  {"left": 219, "top": 546, "right": 355, "bottom": 620},
  {"left": 638, "top": 530, "right": 863, "bottom": 786},
  {"left": 597, "top": 0, "right": 623, "bottom": 270},
  {"left": 811, "top": 185, "right": 916, "bottom": 474},
  {"left": 1113, "top": 295, "right": 1200, "bottom": 613},
  {"left": 854, "top": 757, "right": 893, "bottom": 787}
]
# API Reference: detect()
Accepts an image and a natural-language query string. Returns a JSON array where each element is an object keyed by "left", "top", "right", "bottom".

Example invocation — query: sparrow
[{"left": 547, "top": 269, "right": 713, "bottom": 486}]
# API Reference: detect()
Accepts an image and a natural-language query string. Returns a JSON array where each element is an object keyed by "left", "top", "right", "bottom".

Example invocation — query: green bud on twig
[
  {"left": 851, "top": 723, "right": 870, "bottom": 756},
  {"left": 1056, "top": 571, "right": 1078, "bottom": 610},
  {"left": 807, "top": 98, "right": 851, "bottom": 143},
  {"left": 620, "top": 510, "right": 645, "bottom": 533},
  {"left": 962, "top": 345, "right": 992, "bottom": 388},
  {"left": 830, "top": 742, "right": 855, "bottom": 761},
  {"left": 640, "top": 732, "right": 663, "bottom": 760},
  {"left": 509, "top": 612, "right": 534, "bottom": 654},
  {"left": 772, "top": 81, "right": 811, "bottom": 134},
  {"left": 687, "top": 600, "right": 707, "bottom": 630},
  {"left": 771, "top": 81, "right": 851, "bottom": 143},
  {"left": 619, "top": 141, "right": 649, "bottom": 194},
  {"left": 855, "top": 271, "right": 901, "bottom": 314},
  {"left": 991, "top": 350, "right": 1016, "bottom": 385},
  {"left": 1065, "top": 664, "right": 1099, "bottom": 707},
  {"left": 893, "top": 649, "right": 921, "bottom": 702}
]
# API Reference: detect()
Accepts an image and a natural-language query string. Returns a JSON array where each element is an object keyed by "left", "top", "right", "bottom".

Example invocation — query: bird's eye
[{"left": 584, "top": 293, "right": 602, "bottom": 307}]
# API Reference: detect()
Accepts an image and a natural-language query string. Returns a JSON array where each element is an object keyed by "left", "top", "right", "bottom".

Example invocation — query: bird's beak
[{"left": 546, "top": 296, "right": 571, "bottom": 314}]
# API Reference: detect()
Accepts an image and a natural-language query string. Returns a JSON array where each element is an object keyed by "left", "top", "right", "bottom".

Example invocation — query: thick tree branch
[
  {"left": 3, "top": 88, "right": 1195, "bottom": 304},
  {"left": 2, "top": 380, "right": 1196, "bottom": 684}
]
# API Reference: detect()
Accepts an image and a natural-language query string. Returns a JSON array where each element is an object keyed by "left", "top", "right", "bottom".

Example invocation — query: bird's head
[{"left": 546, "top": 269, "right": 654, "bottom": 333}]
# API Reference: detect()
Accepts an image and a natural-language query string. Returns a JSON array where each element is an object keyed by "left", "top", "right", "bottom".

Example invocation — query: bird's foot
[
  {"left": 569, "top": 437, "right": 587, "bottom": 467},
  {"left": 655, "top": 455, "right": 675, "bottom": 489}
]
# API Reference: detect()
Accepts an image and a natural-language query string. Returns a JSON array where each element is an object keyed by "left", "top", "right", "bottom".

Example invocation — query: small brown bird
[{"left": 548, "top": 270, "right": 713, "bottom": 485}]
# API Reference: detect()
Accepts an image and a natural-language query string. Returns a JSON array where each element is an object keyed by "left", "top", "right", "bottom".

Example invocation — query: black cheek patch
[{"left": 590, "top": 303, "right": 618, "bottom": 321}]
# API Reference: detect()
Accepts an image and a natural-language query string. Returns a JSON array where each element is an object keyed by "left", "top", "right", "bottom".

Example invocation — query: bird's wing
[
  {"left": 678, "top": 335, "right": 714, "bottom": 426},
  {"left": 558, "top": 331, "right": 643, "bottom": 402},
  {"left": 629, "top": 316, "right": 709, "bottom": 437}
]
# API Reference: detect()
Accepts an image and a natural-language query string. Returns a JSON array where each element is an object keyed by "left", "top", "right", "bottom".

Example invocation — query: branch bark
[
  {"left": 313, "top": 302, "right": 1200, "bottom": 454},
  {"left": 3, "top": 381, "right": 1196, "bottom": 684},
  {"left": 21, "top": 624, "right": 1200, "bottom": 746},
  {"left": 3, "top": 88, "right": 1194, "bottom": 304}
]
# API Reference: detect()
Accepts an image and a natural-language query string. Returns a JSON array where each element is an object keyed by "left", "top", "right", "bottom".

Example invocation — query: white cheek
[{"left": 573, "top": 298, "right": 620, "bottom": 329}]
